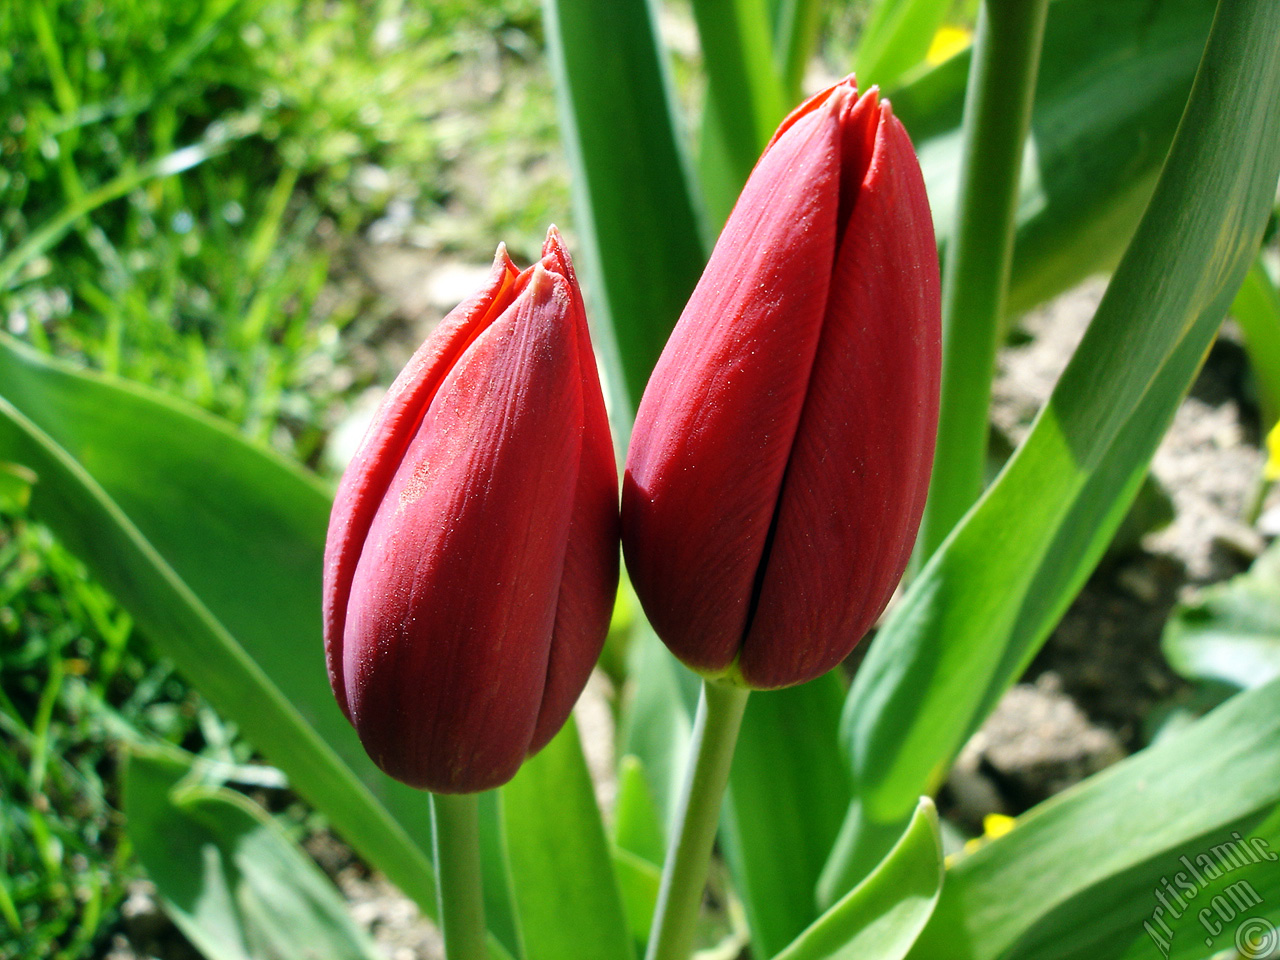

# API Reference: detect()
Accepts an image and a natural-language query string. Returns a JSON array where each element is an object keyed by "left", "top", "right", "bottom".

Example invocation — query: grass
[{"left": 0, "top": 0, "right": 562, "bottom": 956}]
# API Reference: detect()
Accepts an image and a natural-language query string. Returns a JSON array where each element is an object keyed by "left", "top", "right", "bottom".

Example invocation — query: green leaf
[
  {"left": 611, "top": 846, "right": 662, "bottom": 950},
  {"left": 907, "top": 678, "right": 1280, "bottom": 960},
  {"left": 618, "top": 625, "right": 700, "bottom": 835},
  {"left": 696, "top": 93, "right": 754, "bottom": 232},
  {"left": 770, "top": 0, "right": 822, "bottom": 99},
  {"left": 690, "top": 0, "right": 789, "bottom": 226},
  {"left": 614, "top": 755, "right": 667, "bottom": 866},
  {"left": 827, "top": 0, "right": 1280, "bottom": 899},
  {"left": 0, "top": 461, "right": 37, "bottom": 512},
  {"left": 776, "top": 798, "right": 942, "bottom": 960},
  {"left": 612, "top": 755, "right": 665, "bottom": 952},
  {"left": 1115, "top": 807, "right": 1280, "bottom": 960},
  {"left": 123, "top": 748, "right": 384, "bottom": 960},
  {"left": 1232, "top": 257, "right": 1280, "bottom": 427},
  {"left": 543, "top": 0, "right": 709, "bottom": 422},
  {"left": 854, "top": 0, "right": 953, "bottom": 91},
  {"left": 1163, "top": 540, "right": 1280, "bottom": 691},
  {"left": 502, "top": 718, "right": 635, "bottom": 960},
  {"left": 721, "top": 673, "right": 852, "bottom": 959},
  {"left": 893, "top": 0, "right": 1216, "bottom": 319}
]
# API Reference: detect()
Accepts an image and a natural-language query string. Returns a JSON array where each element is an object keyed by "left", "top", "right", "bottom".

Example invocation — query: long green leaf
[
  {"left": 776, "top": 798, "right": 942, "bottom": 960},
  {"left": 124, "top": 749, "right": 385, "bottom": 960},
  {"left": 615, "top": 755, "right": 667, "bottom": 867},
  {"left": 1118, "top": 806, "right": 1280, "bottom": 960},
  {"left": 543, "top": 0, "right": 708, "bottom": 422},
  {"left": 502, "top": 719, "right": 635, "bottom": 960},
  {"left": 611, "top": 756, "right": 667, "bottom": 951},
  {"left": 908, "top": 679, "right": 1280, "bottom": 960},
  {"left": 721, "top": 673, "right": 852, "bottom": 959},
  {"left": 690, "top": 0, "right": 789, "bottom": 227},
  {"left": 690, "top": 0, "right": 787, "bottom": 170},
  {"left": 612, "top": 846, "right": 662, "bottom": 950},
  {"left": 826, "top": 0, "right": 1280, "bottom": 900},
  {"left": 770, "top": 0, "right": 822, "bottom": 99},
  {"left": 894, "top": 0, "right": 1216, "bottom": 319}
]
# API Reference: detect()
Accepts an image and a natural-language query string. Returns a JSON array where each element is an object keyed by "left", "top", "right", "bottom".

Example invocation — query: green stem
[
  {"left": 645, "top": 680, "right": 751, "bottom": 960},
  {"left": 916, "top": 0, "right": 1051, "bottom": 562},
  {"left": 431, "top": 792, "right": 487, "bottom": 960}
]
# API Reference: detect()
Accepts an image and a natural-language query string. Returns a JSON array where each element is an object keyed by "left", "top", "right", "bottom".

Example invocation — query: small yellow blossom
[
  {"left": 927, "top": 26, "right": 973, "bottom": 65},
  {"left": 982, "top": 813, "right": 1017, "bottom": 840},
  {"left": 947, "top": 812, "right": 1018, "bottom": 868},
  {"left": 1266, "top": 421, "right": 1280, "bottom": 481}
]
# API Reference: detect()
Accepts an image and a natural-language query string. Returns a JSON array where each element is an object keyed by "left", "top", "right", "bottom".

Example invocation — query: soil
[{"left": 944, "top": 278, "right": 1273, "bottom": 828}]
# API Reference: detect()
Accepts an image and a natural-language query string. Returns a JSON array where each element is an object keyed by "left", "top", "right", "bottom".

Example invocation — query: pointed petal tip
[
  {"left": 539, "top": 225, "right": 580, "bottom": 292},
  {"left": 492, "top": 242, "right": 518, "bottom": 281},
  {"left": 858, "top": 84, "right": 881, "bottom": 113},
  {"left": 542, "top": 224, "right": 567, "bottom": 261}
]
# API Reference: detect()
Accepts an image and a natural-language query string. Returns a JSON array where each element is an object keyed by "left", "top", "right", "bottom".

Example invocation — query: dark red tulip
[
  {"left": 324, "top": 228, "right": 618, "bottom": 792},
  {"left": 622, "top": 77, "right": 940, "bottom": 690}
]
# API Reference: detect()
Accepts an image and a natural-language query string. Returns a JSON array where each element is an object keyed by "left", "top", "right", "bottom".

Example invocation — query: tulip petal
[
  {"left": 623, "top": 91, "right": 856, "bottom": 675},
  {"left": 342, "top": 266, "right": 585, "bottom": 792},
  {"left": 323, "top": 248, "right": 519, "bottom": 718},
  {"left": 740, "top": 103, "right": 941, "bottom": 688},
  {"left": 530, "top": 229, "right": 620, "bottom": 754}
]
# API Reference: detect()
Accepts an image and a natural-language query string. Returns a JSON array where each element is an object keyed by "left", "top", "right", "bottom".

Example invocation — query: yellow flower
[
  {"left": 927, "top": 26, "right": 973, "bottom": 65},
  {"left": 947, "top": 813, "right": 1018, "bottom": 868},
  {"left": 1266, "top": 421, "right": 1280, "bottom": 481}
]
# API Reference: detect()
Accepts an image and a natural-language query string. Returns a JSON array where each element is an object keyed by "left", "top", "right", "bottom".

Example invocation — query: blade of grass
[{"left": 0, "top": 118, "right": 257, "bottom": 291}]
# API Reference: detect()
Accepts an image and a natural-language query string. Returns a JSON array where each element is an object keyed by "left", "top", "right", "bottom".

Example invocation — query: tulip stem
[
  {"left": 645, "top": 679, "right": 750, "bottom": 960},
  {"left": 431, "top": 792, "right": 487, "bottom": 960},
  {"left": 915, "top": 0, "right": 1050, "bottom": 563}
]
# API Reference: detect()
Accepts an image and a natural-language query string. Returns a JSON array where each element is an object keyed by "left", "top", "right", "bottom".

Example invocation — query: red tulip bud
[
  {"left": 324, "top": 228, "right": 619, "bottom": 792},
  {"left": 622, "top": 78, "right": 940, "bottom": 690}
]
